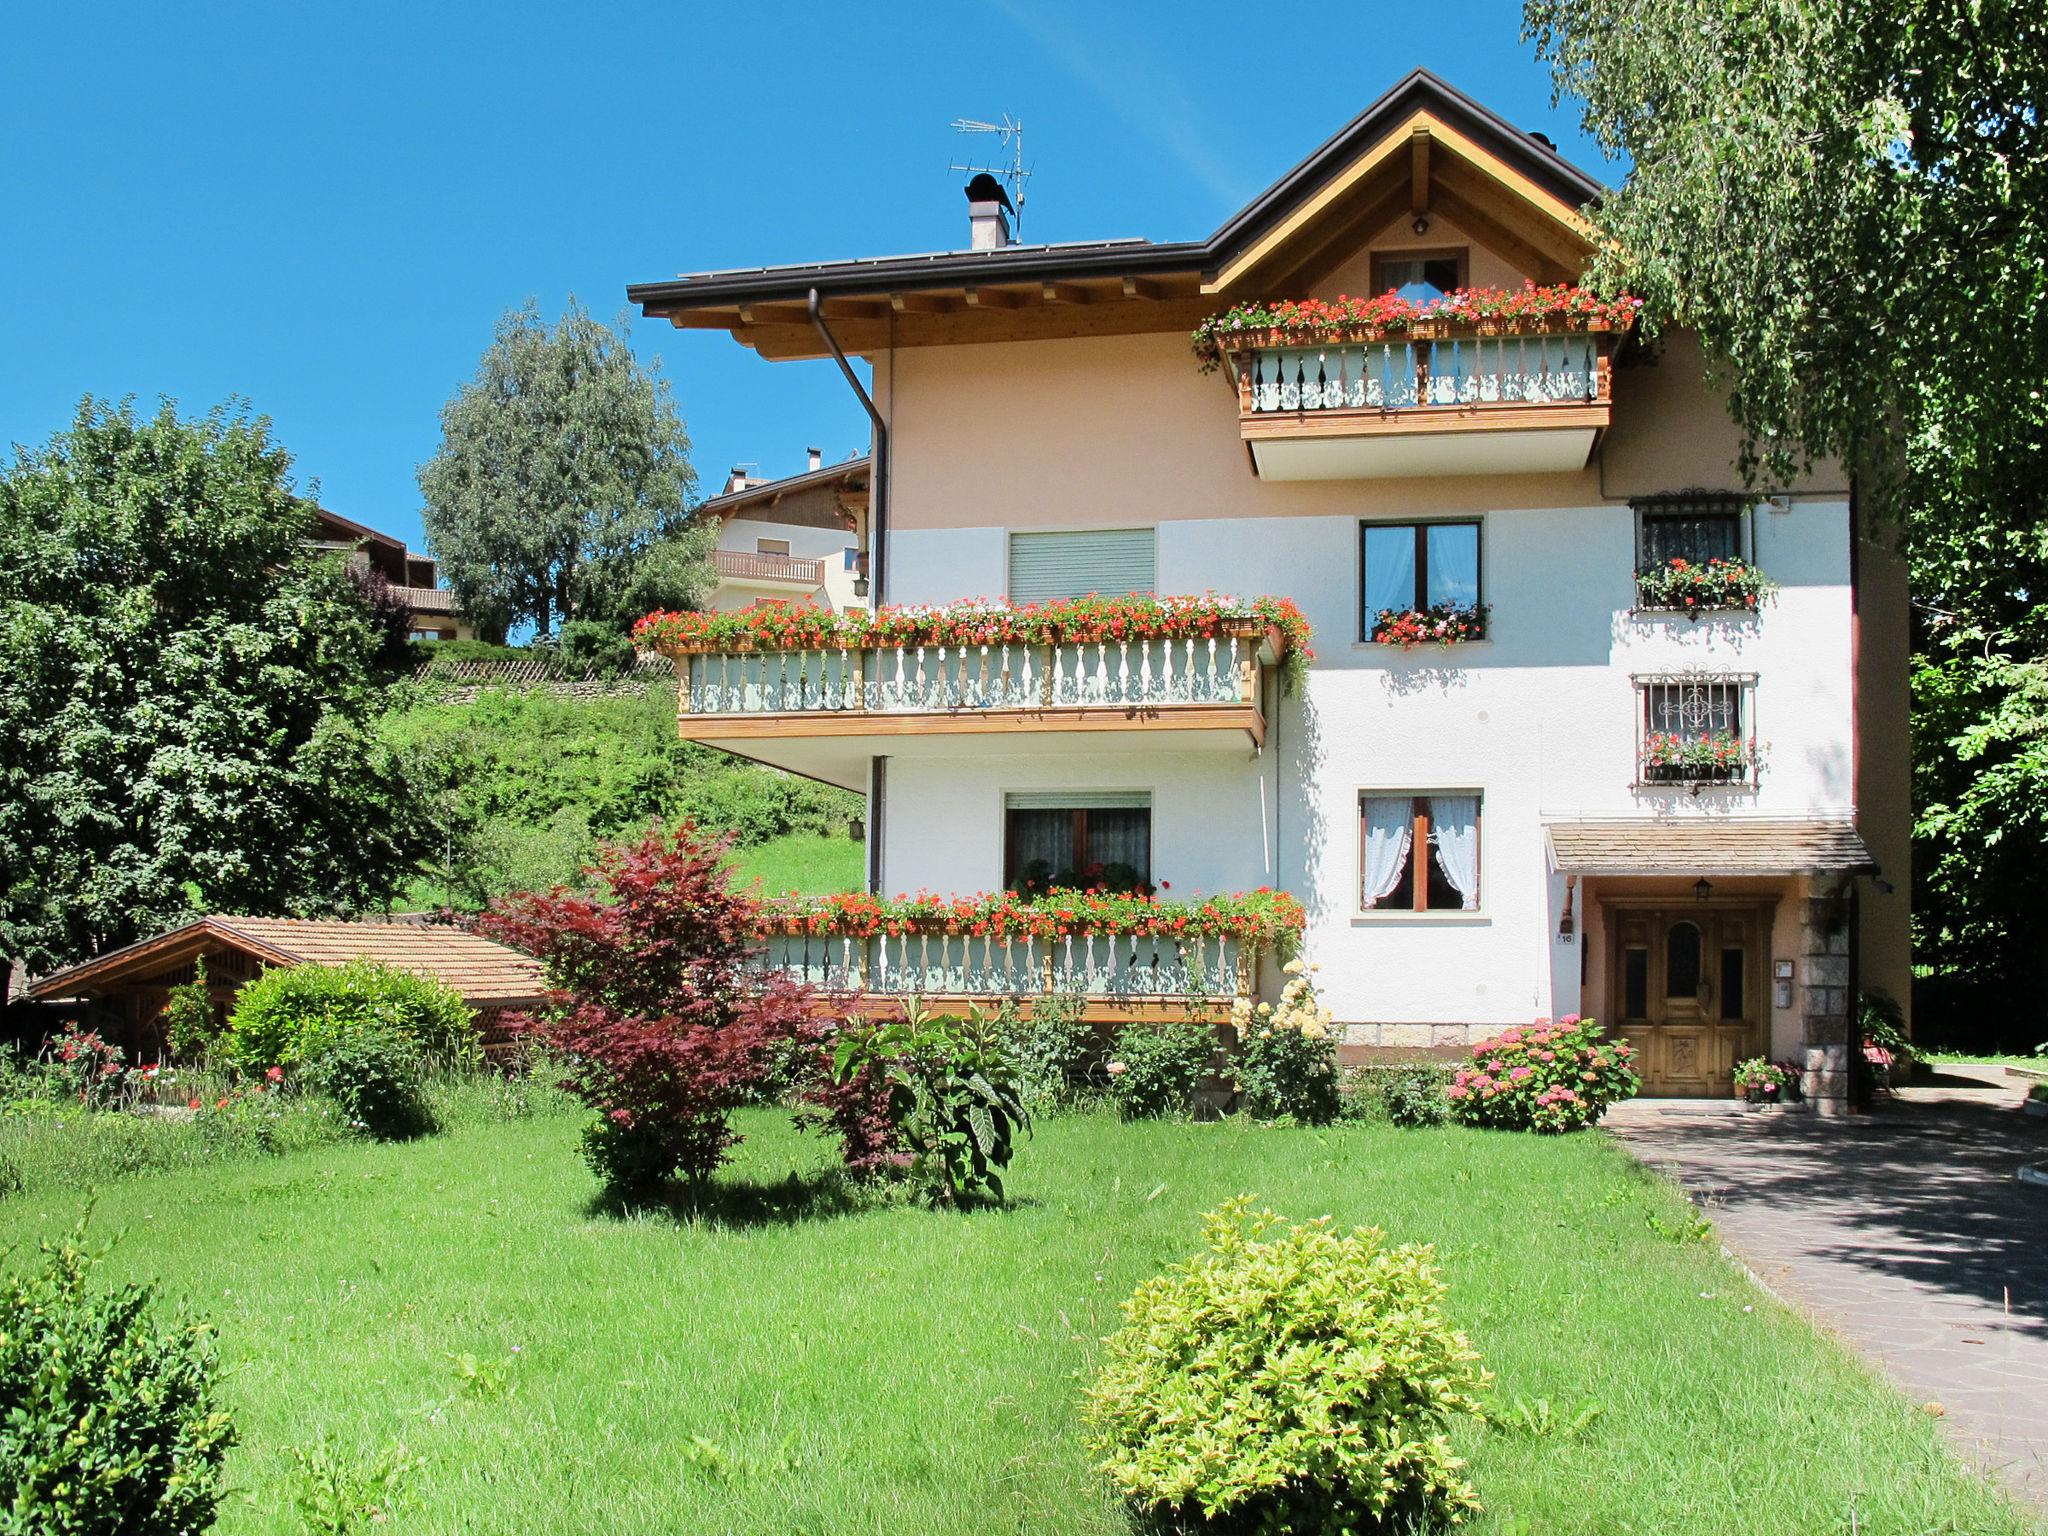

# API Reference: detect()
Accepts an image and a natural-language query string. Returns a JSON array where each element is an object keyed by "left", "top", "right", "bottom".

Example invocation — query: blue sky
[{"left": 0, "top": 0, "right": 1610, "bottom": 559}]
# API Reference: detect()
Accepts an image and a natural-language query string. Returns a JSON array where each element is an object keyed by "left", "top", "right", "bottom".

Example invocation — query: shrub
[
  {"left": 1448, "top": 1016, "right": 1638, "bottom": 1132},
  {"left": 0, "top": 1217, "right": 236, "bottom": 1534},
  {"left": 480, "top": 824, "right": 822, "bottom": 1196},
  {"left": 1083, "top": 1197, "right": 1488, "bottom": 1533},
  {"left": 988, "top": 991, "right": 1093, "bottom": 1110},
  {"left": 828, "top": 1005, "right": 1029, "bottom": 1205},
  {"left": 298, "top": 1017, "right": 432, "bottom": 1139},
  {"left": 1342, "top": 1063, "right": 1453, "bottom": 1127},
  {"left": 161, "top": 959, "right": 219, "bottom": 1064},
  {"left": 1106, "top": 1020, "right": 1216, "bottom": 1120},
  {"left": 227, "top": 959, "right": 478, "bottom": 1076},
  {"left": 556, "top": 617, "right": 637, "bottom": 679},
  {"left": 1232, "top": 960, "right": 1340, "bottom": 1124}
]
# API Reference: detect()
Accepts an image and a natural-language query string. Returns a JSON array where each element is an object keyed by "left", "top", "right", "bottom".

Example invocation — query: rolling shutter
[
  {"left": 1003, "top": 790, "right": 1151, "bottom": 811},
  {"left": 1007, "top": 528, "right": 1156, "bottom": 604}
]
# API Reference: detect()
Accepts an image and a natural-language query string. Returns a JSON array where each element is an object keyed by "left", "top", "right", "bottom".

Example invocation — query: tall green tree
[
  {"left": 418, "top": 299, "right": 712, "bottom": 641},
  {"left": 1524, "top": 0, "right": 2048, "bottom": 1043},
  {"left": 0, "top": 398, "right": 431, "bottom": 977}
]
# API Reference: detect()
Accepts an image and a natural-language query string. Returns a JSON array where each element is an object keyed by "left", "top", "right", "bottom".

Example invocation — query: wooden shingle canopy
[
  {"left": 1545, "top": 821, "right": 1878, "bottom": 877},
  {"left": 627, "top": 70, "right": 1603, "bottom": 361},
  {"left": 28, "top": 916, "right": 545, "bottom": 1007}
]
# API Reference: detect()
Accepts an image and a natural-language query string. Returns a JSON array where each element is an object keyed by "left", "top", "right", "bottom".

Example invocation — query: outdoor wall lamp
[
  {"left": 1693, "top": 877, "right": 1714, "bottom": 903},
  {"left": 1412, "top": 214, "right": 1431, "bottom": 236}
]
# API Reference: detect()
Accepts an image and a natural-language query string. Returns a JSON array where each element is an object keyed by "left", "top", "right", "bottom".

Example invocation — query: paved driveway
[{"left": 1608, "top": 1066, "right": 2048, "bottom": 1519}]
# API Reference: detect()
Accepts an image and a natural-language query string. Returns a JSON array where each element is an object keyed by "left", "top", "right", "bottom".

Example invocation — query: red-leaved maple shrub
[{"left": 482, "top": 824, "right": 824, "bottom": 1193}]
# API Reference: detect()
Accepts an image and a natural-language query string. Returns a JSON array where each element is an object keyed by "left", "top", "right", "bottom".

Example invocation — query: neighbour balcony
[
  {"left": 713, "top": 548, "right": 827, "bottom": 586},
  {"left": 637, "top": 597, "right": 1308, "bottom": 790},
  {"left": 1195, "top": 289, "right": 1638, "bottom": 481},
  {"left": 744, "top": 889, "right": 1303, "bottom": 1022}
]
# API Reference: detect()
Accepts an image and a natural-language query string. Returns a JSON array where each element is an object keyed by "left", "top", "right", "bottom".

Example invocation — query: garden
[{"left": 0, "top": 830, "right": 2033, "bottom": 1535}]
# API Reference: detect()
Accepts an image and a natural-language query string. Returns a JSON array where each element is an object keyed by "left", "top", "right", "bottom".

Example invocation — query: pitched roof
[
  {"left": 627, "top": 69, "right": 1603, "bottom": 357},
  {"left": 699, "top": 455, "right": 868, "bottom": 526},
  {"left": 28, "top": 916, "right": 545, "bottom": 1005},
  {"left": 1544, "top": 820, "right": 1878, "bottom": 876}
]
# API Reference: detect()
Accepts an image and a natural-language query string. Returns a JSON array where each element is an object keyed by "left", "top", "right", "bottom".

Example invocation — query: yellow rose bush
[{"left": 1232, "top": 960, "right": 1341, "bottom": 1125}]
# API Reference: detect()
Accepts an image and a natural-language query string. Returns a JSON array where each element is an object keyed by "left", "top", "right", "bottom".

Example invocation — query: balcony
[
  {"left": 712, "top": 548, "right": 827, "bottom": 587},
  {"left": 1194, "top": 290, "right": 1637, "bottom": 482},
  {"left": 640, "top": 598, "right": 1305, "bottom": 790},
  {"left": 743, "top": 888, "right": 1303, "bottom": 1022}
]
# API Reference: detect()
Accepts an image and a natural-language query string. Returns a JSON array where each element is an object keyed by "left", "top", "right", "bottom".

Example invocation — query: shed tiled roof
[
  {"left": 394, "top": 585, "right": 458, "bottom": 615},
  {"left": 28, "top": 916, "right": 545, "bottom": 1005},
  {"left": 1545, "top": 819, "right": 1877, "bottom": 875}
]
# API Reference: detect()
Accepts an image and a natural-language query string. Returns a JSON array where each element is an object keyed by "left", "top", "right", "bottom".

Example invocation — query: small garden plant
[
  {"left": 1084, "top": 1196, "right": 1488, "bottom": 1533},
  {"left": 1635, "top": 555, "right": 1778, "bottom": 614},
  {"left": 829, "top": 1004, "right": 1028, "bottom": 1206},
  {"left": 1233, "top": 960, "right": 1341, "bottom": 1124},
  {"left": 0, "top": 1215, "right": 236, "bottom": 1534},
  {"left": 1341, "top": 1062, "right": 1454, "bottom": 1126},
  {"left": 1105, "top": 1020, "right": 1217, "bottom": 1120},
  {"left": 1448, "top": 1016, "right": 1638, "bottom": 1131},
  {"left": 1371, "top": 602, "right": 1490, "bottom": 649},
  {"left": 1732, "top": 1057, "right": 1790, "bottom": 1102}
]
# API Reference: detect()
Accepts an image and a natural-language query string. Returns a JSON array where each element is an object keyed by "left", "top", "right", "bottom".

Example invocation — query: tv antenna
[{"left": 949, "top": 114, "right": 1031, "bottom": 241}]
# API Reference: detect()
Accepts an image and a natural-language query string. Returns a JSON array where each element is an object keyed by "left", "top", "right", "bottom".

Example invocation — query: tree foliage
[
  {"left": 418, "top": 299, "right": 712, "bottom": 641},
  {"left": 1525, "top": 0, "right": 2048, "bottom": 1041},
  {"left": 0, "top": 399, "right": 430, "bottom": 975}
]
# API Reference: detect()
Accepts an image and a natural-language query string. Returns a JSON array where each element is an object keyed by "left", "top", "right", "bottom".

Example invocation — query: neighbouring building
[
  {"left": 311, "top": 507, "right": 474, "bottom": 641},
  {"left": 699, "top": 450, "right": 870, "bottom": 613},
  {"left": 26, "top": 916, "right": 544, "bottom": 1061},
  {"left": 625, "top": 70, "right": 1910, "bottom": 1112}
]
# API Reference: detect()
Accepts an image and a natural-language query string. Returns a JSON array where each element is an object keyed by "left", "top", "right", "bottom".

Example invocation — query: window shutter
[
  {"left": 1003, "top": 790, "right": 1151, "bottom": 811},
  {"left": 1007, "top": 529, "right": 1156, "bottom": 604}
]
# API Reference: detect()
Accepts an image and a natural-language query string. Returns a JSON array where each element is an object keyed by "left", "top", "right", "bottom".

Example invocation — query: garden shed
[{"left": 25, "top": 916, "right": 545, "bottom": 1062}]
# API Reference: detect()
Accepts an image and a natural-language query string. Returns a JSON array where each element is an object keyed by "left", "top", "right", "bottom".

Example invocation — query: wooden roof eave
[{"left": 26, "top": 918, "right": 300, "bottom": 1001}]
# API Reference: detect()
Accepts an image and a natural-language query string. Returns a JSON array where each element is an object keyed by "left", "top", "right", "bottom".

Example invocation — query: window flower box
[
  {"left": 1634, "top": 556, "right": 1777, "bottom": 616},
  {"left": 1640, "top": 730, "right": 1759, "bottom": 786},
  {"left": 1370, "top": 603, "right": 1489, "bottom": 650}
]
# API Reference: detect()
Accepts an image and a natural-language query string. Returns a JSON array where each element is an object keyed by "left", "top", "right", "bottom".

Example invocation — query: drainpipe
[{"left": 807, "top": 289, "right": 888, "bottom": 605}]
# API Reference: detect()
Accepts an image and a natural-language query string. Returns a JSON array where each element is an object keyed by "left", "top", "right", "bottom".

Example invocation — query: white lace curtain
[
  {"left": 1361, "top": 797, "right": 1413, "bottom": 907},
  {"left": 1430, "top": 795, "right": 1481, "bottom": 910}
]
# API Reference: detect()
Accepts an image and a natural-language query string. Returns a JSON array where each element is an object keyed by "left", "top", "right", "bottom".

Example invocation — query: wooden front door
[{"left": 1609, "top": 905, "right": 1768, "bottom": 1096}]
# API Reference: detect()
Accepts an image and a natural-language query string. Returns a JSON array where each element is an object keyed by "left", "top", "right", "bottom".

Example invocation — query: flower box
[
  {"left": 753, "top": 887, "right": 1307, "bottom": 952},
  {"left": 1370, "top": 604, "right": 1489, "bottom": 650},
  {"left": 1634, "top": 557, "right": 1777, "bottom": 616},
  {"left": 1641, "top": 730, "right": 1757, "bottom": 785}
]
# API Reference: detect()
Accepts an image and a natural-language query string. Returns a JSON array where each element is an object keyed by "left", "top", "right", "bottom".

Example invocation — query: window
[
  {"left": 1361, "top": 521, "right": 1481, "bottom": 637},
  {"left": 843, "top": 547, "right": 861, "bottom": 571},
  {"left": 1634, "top": 494, "right": 1748, "bottom": 570},
  {"left": 1360, "top": 792, "right": 1482, "bottom": 911},
  {"left": 756, "top": 537, "right": 791, "bottom": 556},
  {"left": 1372, "top": 250, "right": 1465, "bottom": 303},
  {"left": 1007, "top": 528, "right": 1157, "bottom": 605},
  {"left": 1004, "top": 791, "right": 1151, "bottom": 892},
  {"left": 1634, "top": 673, "right": 1759, "bottom": 785}
]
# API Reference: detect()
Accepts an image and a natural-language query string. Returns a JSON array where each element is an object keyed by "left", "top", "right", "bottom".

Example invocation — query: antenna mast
[{"left": 949, "top": 114, "right": 1030, "bottom": 242}]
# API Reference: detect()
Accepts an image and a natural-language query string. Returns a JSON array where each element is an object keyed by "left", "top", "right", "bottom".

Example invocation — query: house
[
  {"left": 25, "top": 915, "right": 545, "bottom": 1061},
  {"left": 310, "top": 507, "right": 475, "bottom": 641},
  {"left": 625, "top": 69, "right": 1909, "bottom": 1114},
  {"left": 698, "top": 450, "right": 870, "bottom": 612}
]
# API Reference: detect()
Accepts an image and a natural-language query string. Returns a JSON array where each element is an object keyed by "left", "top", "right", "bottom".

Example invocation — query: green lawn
[
  {"left": 725, "top": 830, "right": 864, "bottom": 896},
  {"left": 2, "top": 1110, "right": 2031, "bottom": 1536}
]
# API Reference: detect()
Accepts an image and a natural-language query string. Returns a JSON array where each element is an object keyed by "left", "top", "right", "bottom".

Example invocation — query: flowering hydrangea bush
[
  {"left": 634, "top": 593, "right": 1316, "bottom": 691},
  {"left": 1191, "top": 282, "right": 1643, "bottom": 369},
  {"left": 1232, "top": 959, "right": 1340, "bottom": 1124},
  {"left": 1371, "top": 603, "right": 1490, "bottom": 649},
  {"left": 1447, "top": 1016, "right": 1637, "bottom": 1132},
  {"left": 1635, "top": 555, "right": 1778, "bottom": 614}
]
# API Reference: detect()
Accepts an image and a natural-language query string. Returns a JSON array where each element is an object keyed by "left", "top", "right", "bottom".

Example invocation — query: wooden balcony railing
[
  {"left": 713, "top": 548, "right": 827, "bottom": 585},
  {"left": 751, "top": 924, "right": 1253, "bottom": 1020}
]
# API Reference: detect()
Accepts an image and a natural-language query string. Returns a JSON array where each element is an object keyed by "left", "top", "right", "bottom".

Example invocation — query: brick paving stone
[{"left": 1607, "top": 1065, "right": 2048, "bottom": 1519}]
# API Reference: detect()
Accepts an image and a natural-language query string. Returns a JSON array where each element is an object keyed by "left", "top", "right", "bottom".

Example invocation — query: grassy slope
[
  {"left": 724, "top": 831, "right": 865, "bottom": 897},
  {"left": 1, "top": 1113, "right": 2029, "bottom": 1536}
]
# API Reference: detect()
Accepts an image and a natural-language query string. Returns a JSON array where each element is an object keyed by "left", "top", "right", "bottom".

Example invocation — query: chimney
[
  {"left": 806, "top": 446, "right": 822, "bottom": 472},
  {"left": 963, "top": 172, "right": 1014, "bottom": 250},
  {"left": 725, "top": 466, "right": 750, "bottom": 495}
]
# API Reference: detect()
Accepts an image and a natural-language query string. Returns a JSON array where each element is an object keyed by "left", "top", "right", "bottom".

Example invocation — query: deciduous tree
[
  {"left": 418, "top": 299, "right": 712, "bottom": 641},
  {"left": 0, "top": 398, "right": 430, "bottom": 978}
]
